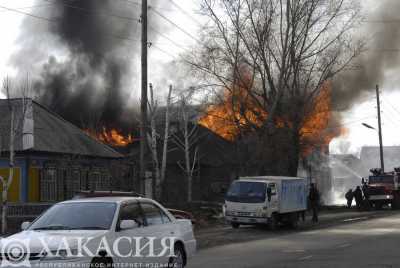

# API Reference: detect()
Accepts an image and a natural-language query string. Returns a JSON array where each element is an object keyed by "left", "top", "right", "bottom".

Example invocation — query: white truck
[{"left": 224, "top": 176, "right": 308, "bottom": 229}]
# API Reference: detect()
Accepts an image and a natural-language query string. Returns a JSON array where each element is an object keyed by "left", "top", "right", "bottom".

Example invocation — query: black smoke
[{"left": 11, "top": 0, "right": 167, "bottom": 133}]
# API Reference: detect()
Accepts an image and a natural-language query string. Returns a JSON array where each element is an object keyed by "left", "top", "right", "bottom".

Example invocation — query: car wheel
[
  {"left": 231, "top": 222, "right": 240, "bottom": 229},
  {"left": 168, "top": 244, "right": 185, "bottom": 268},
  {"left": 90, "top": 256, "right": 113, "bottom": 268}
]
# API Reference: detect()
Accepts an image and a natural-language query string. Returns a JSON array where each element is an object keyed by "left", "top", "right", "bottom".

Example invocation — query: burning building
[
  {"left": 0, "top": 99, "right": 131, "bottom": 203},
  {"left": 198, "top": 77, "right": 342, "bottom": 202}
]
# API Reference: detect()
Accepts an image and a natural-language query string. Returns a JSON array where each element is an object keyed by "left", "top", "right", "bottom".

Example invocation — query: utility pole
[
  {"left": 140, "top": 0, "right": 148, "bottom": 195},
  {"left": 376, "top": 84, "right": 385, "bottom": 172}
]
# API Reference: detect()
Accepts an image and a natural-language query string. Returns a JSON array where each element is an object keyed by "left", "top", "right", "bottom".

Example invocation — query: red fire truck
[{"left": 366, "top": 168, "right": 400, "bottom": 209}]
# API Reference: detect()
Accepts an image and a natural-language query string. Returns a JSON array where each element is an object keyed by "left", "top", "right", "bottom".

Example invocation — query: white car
[{"left": 0, "top": 197, "right": 196, "bottom": 268}]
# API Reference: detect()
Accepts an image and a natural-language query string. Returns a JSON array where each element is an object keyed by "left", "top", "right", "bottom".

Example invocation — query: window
[
  {"left": 161, "top": 210, "right": 172, "bottom": 224},
  {"left": 268, "top": 183, "right": 277, "bottom": 195},
  {"left": 118, "top": 202, "right": 145, "bottom": 228},
  {"left": 141, "top": 203, "right": 168, "bottom": 226},
  {"left": 40, "top": 168, "right": 57, "bottom": 202}
]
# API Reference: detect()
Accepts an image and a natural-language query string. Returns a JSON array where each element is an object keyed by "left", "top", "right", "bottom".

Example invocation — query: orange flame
[
  {"left": 199, "top": 79, "right": 343, "bottom": 156},
  {"left": 199, "top": 71, "right": 267, "bottom": 141},
  {"left": 300, "top": 81, "right": 343, "bottom": 155},
  {"left": 85, "top": 127, "right": 134, "bottom": 147}
]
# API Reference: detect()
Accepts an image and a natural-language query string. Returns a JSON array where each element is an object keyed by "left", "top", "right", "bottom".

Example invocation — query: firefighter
[
  {"left": 308, "top": 183, "right": 320, "bottom": 223},
  {"left": 354, "top": 186, "right": 363, "bottom": 210},
  {"left": 345, "top": 189, "right": 354, "bottom": 208},
  {"left": 362, "top": 182, "right": 371, "bottom": 209}
]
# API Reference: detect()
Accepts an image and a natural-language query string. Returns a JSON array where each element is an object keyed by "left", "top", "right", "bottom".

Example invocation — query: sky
[{"left": 0, "top": 0, "right": 400, "bottom": 155}]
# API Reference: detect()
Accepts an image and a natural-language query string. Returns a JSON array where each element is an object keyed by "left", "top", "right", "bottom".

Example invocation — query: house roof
[
  {"left": 0, "top": 98, "right": 123, "bottom": 158},
  {"left": 166, "top": 125, "right": 237, "bottom": 167},
  {"left": 128, "top": 124, "right": 236, "bottom": 167}
]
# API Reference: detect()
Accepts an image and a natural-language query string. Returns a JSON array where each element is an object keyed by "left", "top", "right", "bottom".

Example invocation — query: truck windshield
[
  {"left": 226, "top": 181, "right": 266, "bottom": 203},
  {"left": 369, "top": 175, "right": 394, "bottom": 184}
]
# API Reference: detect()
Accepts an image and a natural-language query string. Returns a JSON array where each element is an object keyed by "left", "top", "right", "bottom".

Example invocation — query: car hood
[{"left": 0, "top": 230, "right": 108, "bottom": 253}]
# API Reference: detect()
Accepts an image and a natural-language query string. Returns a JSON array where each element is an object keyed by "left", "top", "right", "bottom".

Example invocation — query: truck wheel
[
  {"left": 392, "top": 195, "right": 400, "bottom": 210},
  {"left": 231, "top": 222, "right": 240, "bottom": 229},
  {"left": 268, "top": 214, "right": 278, "bottom": 230}
]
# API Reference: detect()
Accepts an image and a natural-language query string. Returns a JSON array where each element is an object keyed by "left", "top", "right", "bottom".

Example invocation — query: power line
[
  {"left": 148, "top": 24, "right": 191, "bottom": 52},
  {"left": 382, "top": 112, "right": 400, "bottom": 129},
  {"left": 43, "top": 0, "right": 140, "bottom": 22},
  {"left": 0, "top": 3, "right": 54, "bottom": 13},
  {"left": 150, "top": 8, "right": 201, "bottom": 43},
  {"left": 0, "top": 4, "right": 56, "bottom": 22},
  {"left": 165, "top": 0, "right": 203, "bottom": 27},
  {"left": 0, "top": 4, "right": 143, "bottom": 43},
  {"left": 382, "top": 96, "right": 400, "bottom": 117},
  {"left": 151, "top": 44, "right": 177, "bottom": 59},
  {"left": 0, "top": 2, "right": 191, "bottom": 60}
]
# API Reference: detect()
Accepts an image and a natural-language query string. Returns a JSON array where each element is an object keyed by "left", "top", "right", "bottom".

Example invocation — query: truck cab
[{"left": 224, "top": 177, "right": 307, "bottom": 229}]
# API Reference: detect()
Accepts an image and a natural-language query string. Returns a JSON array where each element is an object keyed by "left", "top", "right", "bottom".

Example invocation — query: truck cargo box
[{"left": 278, "top": 178, "right": 307, "bottom": 213}]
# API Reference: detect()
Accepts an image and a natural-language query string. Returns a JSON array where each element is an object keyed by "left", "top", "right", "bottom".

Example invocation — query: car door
[
  {"left": 113, "top": 201, "right": 148, "bottom": 266},
  {"left": 139, "top": 201, "right": 176, "bottom": 265}
]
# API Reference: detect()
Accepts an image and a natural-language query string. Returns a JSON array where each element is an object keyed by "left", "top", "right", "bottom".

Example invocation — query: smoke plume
[
  {"left": 332, "top": 0, "right": 400, "bottom": 110},
  {"left": 10, "top": 0, "right": 167, "bottom": 132}
]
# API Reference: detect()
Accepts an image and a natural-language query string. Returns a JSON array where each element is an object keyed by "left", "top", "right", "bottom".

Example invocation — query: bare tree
[
  {"left": 190, "top": 0, "right": 363, "bottom": 176},
  {"left": 146, "top": 84, "right": 173, "bottom": 200},
  {"left": 0, "top": 77, "right": 29, "bottom": 234},
  {"left": 160, "top": 85, "right": 173, "bottom": 193},
  {"left": 173, "top": 94, "right": 200, "bottom": 202}
]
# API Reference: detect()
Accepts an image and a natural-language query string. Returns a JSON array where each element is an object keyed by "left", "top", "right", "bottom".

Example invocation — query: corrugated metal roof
[{"left": 0, "top": 98, "right": 123, "bottom": 158}]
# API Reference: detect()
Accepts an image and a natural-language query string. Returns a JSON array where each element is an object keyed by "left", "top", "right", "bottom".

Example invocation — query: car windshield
[
  {"left": 226, "top": 181, "right": 266, "bottom": 203},
  {"left": 29, "top": 202, "right": 117, "bottom": 231},
  {"left": 369, "top": 175, "right": 394, "bottom": 184}
]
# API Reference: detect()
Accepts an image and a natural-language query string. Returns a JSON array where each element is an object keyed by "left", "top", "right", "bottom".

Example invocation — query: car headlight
[{"left": 40, "top": 249, "right": 79, "bottom": 262}]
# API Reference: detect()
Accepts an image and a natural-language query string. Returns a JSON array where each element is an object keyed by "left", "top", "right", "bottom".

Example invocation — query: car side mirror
[
  {"left": 21, "top": 221, "right": 30, "bottom": 231},
  {"left": 120, "top": 220, "right": 138, "bottom": 230},
  {"left": 267, "top": 188, "right": 272, "bottom": 202}
]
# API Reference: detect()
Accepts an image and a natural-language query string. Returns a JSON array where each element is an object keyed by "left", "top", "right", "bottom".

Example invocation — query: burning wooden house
[{"left": 0, "top": 98, "right": 129, "bottom": 203}]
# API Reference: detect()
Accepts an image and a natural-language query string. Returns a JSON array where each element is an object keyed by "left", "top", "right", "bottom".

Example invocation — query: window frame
[
  {"left": 139, "top": 201, "right": 172, "bottom": 227},
  {"left": 115, "top": 200, "right": 145, "bottom": 232}
]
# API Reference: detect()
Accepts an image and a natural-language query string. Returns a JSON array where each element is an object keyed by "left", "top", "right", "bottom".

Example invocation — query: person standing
[
  {"left": 362, "top": 182, "right": 370, "bottom": 209},
  {"left": 309, "top": 183, "right": 320, "bottom": 223},
  {"left": 354, "top": 186, "right": 363, "bottom": 210},
  {"left": 345, "top": 189, "right": 354, "bottom": 208}
]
